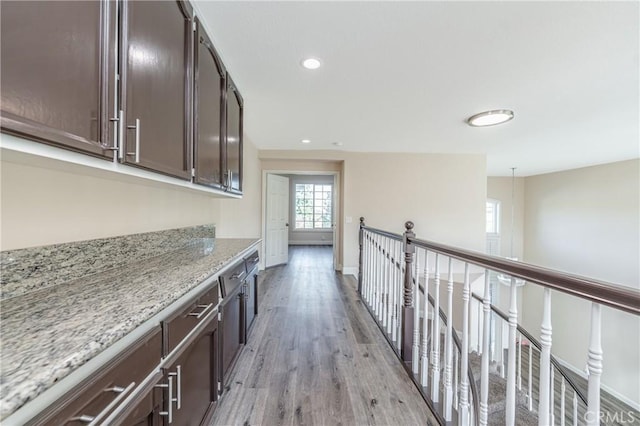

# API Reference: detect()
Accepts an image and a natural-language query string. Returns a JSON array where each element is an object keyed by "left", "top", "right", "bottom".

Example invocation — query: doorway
[{"left": 262, "top": 170, "right": 340, "bottom": 270}]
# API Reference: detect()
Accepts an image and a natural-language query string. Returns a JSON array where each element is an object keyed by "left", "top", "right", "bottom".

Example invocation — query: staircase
[{"left": 357, "top": 219, "right": 640, "bottom": 426}]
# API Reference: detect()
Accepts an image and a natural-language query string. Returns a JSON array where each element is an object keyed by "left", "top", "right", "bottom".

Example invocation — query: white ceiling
[{"left": 194, "top": 1, "right": 639, "bottom": 176}]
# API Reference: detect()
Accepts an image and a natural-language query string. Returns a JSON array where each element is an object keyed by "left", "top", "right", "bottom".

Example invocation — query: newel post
[
  {"left": 358, "top": 217, "right": 365, "bottom": 295},
  {"left": 401, "top": 221, "right": 416, "bottom": 364}
]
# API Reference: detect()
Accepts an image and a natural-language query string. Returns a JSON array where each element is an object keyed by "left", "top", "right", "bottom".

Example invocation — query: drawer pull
[
  {"left": 71, "top": 381, "right": 136, "bottom": 425},
  {"left": 168, "top": 365, "right": 182, "bottom": 409},
  {"left": 158, "top": 375, "right": 174, "bottom": 423},
  {"left": 230, "top": 270, "right": 246, "bottom": 281},
  {"left": 188, "top": 303, "right": 213, "bottom": 319}
]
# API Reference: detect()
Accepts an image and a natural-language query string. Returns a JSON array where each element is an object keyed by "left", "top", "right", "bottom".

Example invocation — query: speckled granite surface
[
  {"left": 0, "top": 236, "right": 259, "bottom": 420},
  {"left": 0, "top": 224, "right": 216, "bottom": 299}
]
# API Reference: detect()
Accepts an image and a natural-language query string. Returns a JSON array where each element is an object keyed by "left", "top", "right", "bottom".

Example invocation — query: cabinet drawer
[
  {"left": 31, "top": 329, "right": 162, "bottom": 425},
  {"left": 219, "top": 261, "right": 246, "bottom": 298},
  {"left": 165, "top": 284, "right": 219, "bottom": 354}
]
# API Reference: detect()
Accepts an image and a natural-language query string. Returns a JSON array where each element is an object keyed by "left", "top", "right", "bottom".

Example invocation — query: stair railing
[
  {"left": 469, "top": 292, "right": 590, "bottom": 424},
  {"left": 358, "top": 218, "right": 640, "bottom": 426}
]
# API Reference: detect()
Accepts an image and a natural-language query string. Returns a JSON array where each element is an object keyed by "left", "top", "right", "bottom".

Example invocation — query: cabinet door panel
[
  {"left": 168, "top": 317, "right": 218, "bottom": 426},
  {"left": 194, "top": 20, "right": 225, "bottom": 188},
  {"left": 225, "top": 78, "right": 243, "bottom": 193},
  {"left": 221, "top": 288, "right": 242, "bottom": 381},
  {"left": 122, "top": 0, "right": 191, "bottom": 179},
  {"left": 0, "top": 0, "right": 115, "bottom": 158}
]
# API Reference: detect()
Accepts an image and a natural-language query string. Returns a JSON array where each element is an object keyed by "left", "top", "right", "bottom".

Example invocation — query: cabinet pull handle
[
  {"left": 230, "top": 270, "right": 246, "bottom": 281},
  {"left": 118, "top": 110, "right": 125, "bottom": 160},
  {"left": 188, "top": 303, "right": 213, "bottom": 319},
  {"left": 70, "top": 381, "right": 135, "bottom": 425},
  {"left": 169, "top": 365, "right": 182, "bottom": 409},
  {"left": 158, "top": 375, "right": 174, "bottom": 423},
  {"left": 127, "top": 118, "right": 140, "bottom": 163}
]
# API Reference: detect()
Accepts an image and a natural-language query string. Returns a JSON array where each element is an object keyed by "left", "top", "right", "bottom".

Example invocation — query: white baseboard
[
  {"left": 342, "top": 267, "right": 358, "bottom": 278},
  {"left": 288, "top": 241, "right": 332, "bottom": 246}
]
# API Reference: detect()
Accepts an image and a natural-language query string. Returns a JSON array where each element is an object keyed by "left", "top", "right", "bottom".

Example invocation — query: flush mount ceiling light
[
  {"left": 467, "top": 109, "right": 514, "bottom": 127},
  {"left": 301, "top": 57, "right": 321, "bottom": 70},
  {"left": 301, "top": 139, "right": 311, "bottom": 144}
]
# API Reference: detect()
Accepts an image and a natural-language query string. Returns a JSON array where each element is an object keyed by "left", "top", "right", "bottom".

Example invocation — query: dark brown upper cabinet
[
  {"left": 193, "top": 18, "right": 225, "bottom": 189},
  {"left": 119, "top": 0, "right": 193, "bottom": 180},
  {"left": 0, "top": 0, "right": 117, "bottom": 159},
  {"left": 224, "top": 75, "right": 243, "bottom": 194}
]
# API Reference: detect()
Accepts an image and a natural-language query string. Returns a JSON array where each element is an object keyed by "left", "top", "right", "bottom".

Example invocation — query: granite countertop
[{"left": 0, "top": 237, "right": 259, "bottom": 420}]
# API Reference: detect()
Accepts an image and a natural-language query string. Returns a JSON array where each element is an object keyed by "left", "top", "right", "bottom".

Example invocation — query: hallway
[{"left": 210, "top": 246, "right": 438, "bottom": 425}]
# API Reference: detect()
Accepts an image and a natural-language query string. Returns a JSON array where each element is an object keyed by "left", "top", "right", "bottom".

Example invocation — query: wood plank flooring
[{"left": 210, "top": 246, "right": 438, "bottom": 426}]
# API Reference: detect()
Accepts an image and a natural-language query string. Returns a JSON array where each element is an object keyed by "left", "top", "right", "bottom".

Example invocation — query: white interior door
[{"left": 266, "top": 174, "right": 289, "bottom": 267}]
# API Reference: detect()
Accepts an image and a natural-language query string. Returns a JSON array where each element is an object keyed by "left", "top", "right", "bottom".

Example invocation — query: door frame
[{"left": 261, "top": 170, "right": 341, "bottom": 271}]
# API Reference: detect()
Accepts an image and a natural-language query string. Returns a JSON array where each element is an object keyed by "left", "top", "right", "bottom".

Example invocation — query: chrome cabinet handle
[
  {"left": 127, "top": 118, "right": 140, "bottom": 163},
  {"left": 188, "top": 303, "right": 213, "bottom": 319},
  {"left": 230, "top": 270, "right": 246, "bottom": 281},
  {"left": 158, "top": 375, "right": 174, "bottom": 423},
  {"left": 169, "top": 365, "right": 182, "bottom": 409},
  {"left": 70, "top": 381, "right": 135, "bottom": 425},
  {"left": 117, "top": 110, "right": 125, "bottom": 160}
]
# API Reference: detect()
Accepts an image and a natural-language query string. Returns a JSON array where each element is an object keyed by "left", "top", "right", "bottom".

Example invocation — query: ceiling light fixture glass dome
[
  {"left": 467, "top": 109, "right": 514, "bottom": 127},
  {"left": 301, "top": 57, "right": 321, "bottom": 70}
]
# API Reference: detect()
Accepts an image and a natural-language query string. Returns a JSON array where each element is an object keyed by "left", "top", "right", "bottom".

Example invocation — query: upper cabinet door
[
  {"left": 0, "top": 1, "right": 116, "bottom": 158},
  {"left": 193, "top": 19, "right": 225, "bottom": 189},
  {"left": 121, "top": 0, "right": 192, "bottom": 179},
  {"left": 225, "top": 76, "right": 243, "bottom": 194}
]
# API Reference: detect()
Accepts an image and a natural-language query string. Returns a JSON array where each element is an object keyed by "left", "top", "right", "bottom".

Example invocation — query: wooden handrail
[
  {"left": 361, "top": 224, "right": 403, "bottom": 241},
  {"left": 408, "top": 236, "right": 640, "bottom": 315}
]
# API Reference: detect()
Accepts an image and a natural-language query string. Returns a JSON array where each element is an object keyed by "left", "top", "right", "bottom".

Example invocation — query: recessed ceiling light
[
  {"left": 301, "top": 139, "right": 311, "bottom": 144},
  {"left": 301, "top": 57, "right": 321, "bottom": 70},
  {"left": 467, "top": 109, "right": 514, "bottom": 127}
]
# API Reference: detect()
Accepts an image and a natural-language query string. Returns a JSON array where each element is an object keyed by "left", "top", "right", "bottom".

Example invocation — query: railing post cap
[
  {"left": 360, "top": 217, "right": 365, "bottom": 223},
  {"left": 405, "top": 221, "right": 414, "bottom": 231}
]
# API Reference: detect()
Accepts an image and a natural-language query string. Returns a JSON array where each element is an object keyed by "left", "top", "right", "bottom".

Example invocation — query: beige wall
[
  {"left": 260, "top": 150, "right": 487, "bottom": 273},
  {"left": 521, "top": 159, "right": 640, "bottom": 405},
  {"left": 216, "top": 137, "right": 262, "bottom": 239},
  {"left": 1, "top": 137, "right": 262, "bottom": 251}
]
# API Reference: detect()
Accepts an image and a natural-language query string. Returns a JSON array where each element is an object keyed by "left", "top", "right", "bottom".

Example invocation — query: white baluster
[
  {"left": 384, "top": 239, "right": 391, "bottom": 333},
  {"left": 586, "top": 303, "right": 602, "bottom": 426},
  {"left": 477, "top": 300, "right": 482, "bottom": 353},
  {"left": 420, "top": 251, "right": 430, "bottom": 387},
  {"left": 443, "top": 258, "right": 455, "bottom": 421},
  {"left": 528, "top": 344, "right": 533, "bottom": 411},
  {"left": 479, "top": 272, "right": 491, "bottom": 426},
  {"left": 396, "top": 241, "right": 403, "bottom": 351},
  {"left": 539, "top": 288, "right": 552, "bottom": 426},
  {"left": 506, "top": 277, "right": 518, "bottom": 426},
  {"left": 551, "top": 367, "right": 555, "bottom": 426},
  {"left": 561, "top": 378, "right": 566, "bottom": 426},
  {"left": 431, "top": 254, "right": 441, "bottom": 402},
  {"left": 377, "top": 236, "right": 384, "bottom": 322},
  {"left": 454, "top": 349, "right": 459, "bottom": 407},
  {"left": 518, "top": 333, "right": 522, "bottom": 391},
  {"left": 367, "top": 233, "right": 373, "bottom": 306},
  {"left": 572, "top": 392, "right": 578, "bottom": 426},
  {"left": 412, "top": 249, "right": 421, "bottom": 375},
  {"left": 458, "top": 263, "right": 470, "bottom": 426},
  {"left": 373, "top": 235, "right": 379, "bottom": 317}
]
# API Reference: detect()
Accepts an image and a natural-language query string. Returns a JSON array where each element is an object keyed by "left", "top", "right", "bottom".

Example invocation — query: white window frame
[
  {"left": 486, "top": 198, "right": 501, "bottom": 235},
  {"left": 294, "top": 183, "right": 333, "bottom": 230}
]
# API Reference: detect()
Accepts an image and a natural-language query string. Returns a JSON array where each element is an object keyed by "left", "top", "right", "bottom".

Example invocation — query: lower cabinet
[
  {"left": 220, "top": 284, "right": 243, "bottom": 384},
  {"left": 242, "top": 267, "right": 259, "bottom": 344},
  {"left": 161, "top": 313, "right": 219, "bottom": 425}
]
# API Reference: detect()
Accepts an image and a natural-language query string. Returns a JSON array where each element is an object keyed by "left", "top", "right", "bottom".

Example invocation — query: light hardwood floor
[{"left": 210, "top": 246, "right": 438, "bottom": 426}]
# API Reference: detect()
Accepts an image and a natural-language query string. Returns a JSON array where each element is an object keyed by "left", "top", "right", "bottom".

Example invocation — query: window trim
[{"left": 293, "top": 183, "right": 333, "bottom": 230}]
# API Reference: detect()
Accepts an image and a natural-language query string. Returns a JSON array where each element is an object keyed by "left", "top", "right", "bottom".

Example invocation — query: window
[
  {"left": 295, "top": 184, "right": 332, "bottom": 229},
  {"left": 486, "top": 199, "right": 501, "bottom": 234}
]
